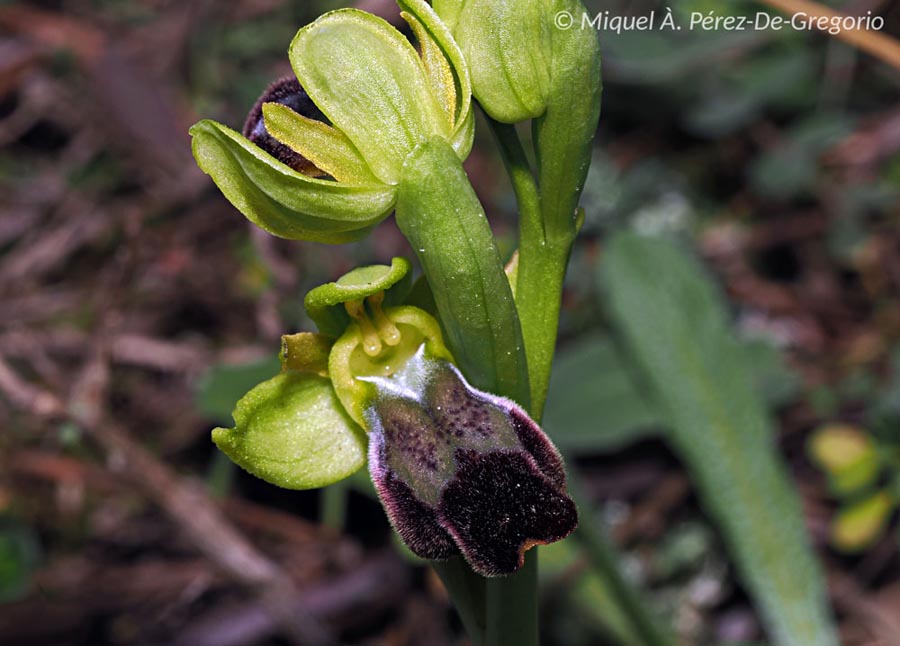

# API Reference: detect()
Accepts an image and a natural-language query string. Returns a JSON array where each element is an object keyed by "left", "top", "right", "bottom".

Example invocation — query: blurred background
[{"left": 2, "top": 0, "right": 900, "bottom": 644}]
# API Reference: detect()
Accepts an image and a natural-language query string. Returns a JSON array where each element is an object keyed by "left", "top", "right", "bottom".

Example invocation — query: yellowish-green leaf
[
  {"left": 809, "top": 424, "right": 881, "bottom": 497},
  {"left": 603, "top": 232, "right": 837, "bottom": 646}
]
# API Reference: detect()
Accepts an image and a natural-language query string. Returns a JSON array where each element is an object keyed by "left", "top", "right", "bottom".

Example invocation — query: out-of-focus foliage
[{"left": 602, "top": 232, "right": 837, "bottom": 646}]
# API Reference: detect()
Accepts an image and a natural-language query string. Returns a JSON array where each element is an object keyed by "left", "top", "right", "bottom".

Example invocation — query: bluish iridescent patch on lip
[{"left": 364, "top": 349, "right": 577, "bottom": 576}]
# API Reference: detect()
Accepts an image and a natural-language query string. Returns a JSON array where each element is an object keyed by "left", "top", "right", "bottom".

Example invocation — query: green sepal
[
  {"left": 212, "top": 372, "right": 367, "bottom": 490},
  {"left": 261, "top": 103, "right": 378, "bottom": 184},
  {"left": 304, "top": 257, "right": 413, "bottom": 337},
  {"left": 451, "top": 0, "right": 551, "bottom": 123},
  {"left": 190, "top": 119, "right": 396, "bottom": 243},
  {"left": 533, "top": 0, "right": 602, "bottom": 244},
  {"left": 289, "top": 9, "right": 450, "bottom": 185},
  {"left": 329, "top": 305, "right": 454, "bottom": 427},
  {"left": 395, "top": 136, "right": 530, "bottom": 408},
  {"left": 280, "top": 332, "right": 333, "bottom": 375},
  {"left": 432, "top": 0, "right": 464, "bottom": 31}
]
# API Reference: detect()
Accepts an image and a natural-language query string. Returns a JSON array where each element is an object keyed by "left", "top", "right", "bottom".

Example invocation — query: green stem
[
  {"left": 488, "top": 119, "right": 572, "bottom": 420},
  {"left": 486, "top": 550, "right": 538, "bottom": 646},
  {"left": 320, "top": 480, "right": 348, "bottom": 531},
  {"left": 568, "top": 471, "right": 675, "bottom": 646}
]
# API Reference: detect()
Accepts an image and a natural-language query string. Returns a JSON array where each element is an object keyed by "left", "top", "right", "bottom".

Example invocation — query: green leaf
[
  {"left": 290, "top": 9, "right": 450, "bottom": 185},
  {"left": 0, "top": 520, "right": 41, "bottom": 603},
  {"left": 602, "top": 232, "right": 838, "bottom": 646},
  {"left": 196, "top": 356, "right": 283, "bottom": 424},
  {"left": 212, "top": 372, "right": 366, "bottom": 490},
  {"left": 261, "top": 103, "right": 377, "bottom": 184},
  {"left": 395, "top": 136, "right": 530, "bottom": 408},
  {"left": 190, "top": 120, "right": 396, "bottom": 243},
  {"left": 544, "top": 334, "right": 797, "bottom": 454},
  {"left": 543, "top": 335, "right": 658, "bottom": 453}
]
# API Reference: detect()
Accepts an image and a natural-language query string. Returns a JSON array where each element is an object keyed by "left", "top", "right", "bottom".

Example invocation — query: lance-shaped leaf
[
  {"left": 190, "top": 120, "right": 396, "bottom": 243},
  {"left": 365, "top": 349, "right": 577, "bottom": 576},
  {"left": 603, "top": 232, "right": 838, "bottom": 646},
  {"left": 396, "top": 136, "right": 530, "bottom": 408},
  {"left": 290, "top": 9, "right": 451, "bottom": 185},
  {"left": 212, "top": 372, "right": 367, "bottom": 490}
]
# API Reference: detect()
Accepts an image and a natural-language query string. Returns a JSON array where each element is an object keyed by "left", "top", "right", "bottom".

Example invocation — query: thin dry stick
[
  {"left": 759, "top": 0, "right": 900, "bottom": 70},
  {"left": 0, "top": 354, "right": 335, "bottom": 645}
]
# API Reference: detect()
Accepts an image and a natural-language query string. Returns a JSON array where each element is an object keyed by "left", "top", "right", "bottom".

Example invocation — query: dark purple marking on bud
[
  {"left": 370, "top": 435, "right": 458, "bottom": 560},
  {"left": 365, "top": 350, "right": 577, "bottom": 577},
  {"left": 242, "top": 76, "right": 326, "bottom": 174},
  {"left": 439, "top": 449, "right": 578, "bottom": 576}
]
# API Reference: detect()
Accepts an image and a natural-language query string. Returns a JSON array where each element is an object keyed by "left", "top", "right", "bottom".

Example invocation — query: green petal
[
  {"left": 261, "top": 103, "right": 378, "bottom": 184},
  {"left": 398, "top": 0, "right": 472, "bottom": 151},
  {"left": 212, "top": 372, "right": 366, "bottom": 490},
  {"left": 304, "top": 257, "right": 413, "bottom": 337},
  {"left": 433, "top": 0, "right": 465, "bottom": 31},
  {"left": 290, "top": 9, "right": 449, "bottom": 184},
  {"left": 190, "top": 119, "right": 396, "bottom": 243}
]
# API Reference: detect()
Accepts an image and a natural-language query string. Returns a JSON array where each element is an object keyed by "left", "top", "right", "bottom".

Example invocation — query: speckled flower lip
[{"left": 365, "top": 349, "right": 577, "bottom": 576}]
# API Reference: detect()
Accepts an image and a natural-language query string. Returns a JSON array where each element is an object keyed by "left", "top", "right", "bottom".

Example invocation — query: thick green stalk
[
  {"left": 485, "top": 551, "right": 538, "bottom": 646},
  {"left": 489, "top": 120, "right": 571, "bottom": 420},
  {"left": 433, "top": 558, "right": 488, "bottom": 645}
]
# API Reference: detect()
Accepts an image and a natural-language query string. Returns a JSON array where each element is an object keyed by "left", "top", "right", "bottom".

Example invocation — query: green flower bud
[
  {"left": 438, "top": 0, "right": 602, "bottom": 242},
  {"left": 450, "top": 0, "right": 552, "bottom": 123}
]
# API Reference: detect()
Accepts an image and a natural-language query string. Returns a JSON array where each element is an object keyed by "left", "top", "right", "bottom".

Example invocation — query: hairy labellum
[
  {"left": 242, "top": 76, "right": 326, "bottom": 174},
  {"left": 365, "top": 349, "right": 577, "bottom": 576}
]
